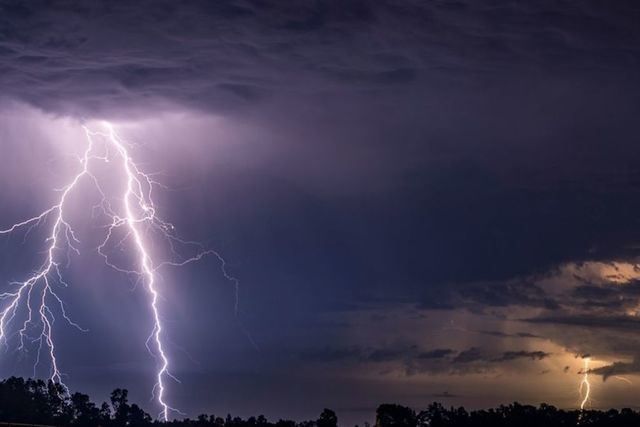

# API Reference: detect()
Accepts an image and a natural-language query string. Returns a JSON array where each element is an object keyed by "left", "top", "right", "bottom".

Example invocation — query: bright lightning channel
[
  {"left": 0, "top": 122, "right": 236, "bottom": 421},
  {"left": 579, "top": 357, "right": 591, "bottom": 411}
]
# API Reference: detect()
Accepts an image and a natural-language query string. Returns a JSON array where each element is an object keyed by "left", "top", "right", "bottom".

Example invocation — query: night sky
[{"left": 1, "top": 1, "right": 640, "bottom": 425}]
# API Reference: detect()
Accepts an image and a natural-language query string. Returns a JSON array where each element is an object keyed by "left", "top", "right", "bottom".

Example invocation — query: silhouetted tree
[
  {"left": 111, "top": 388, "right": 132, "bottom": 426},
  {"left": 71, "top": 392, "right": 101, "bottom": 426},
  {"left": 377, "top": 404, "right": 417, "bottom": 427},
  {"left": 318, "top": 408, "right": 338, "bottom": 427}
]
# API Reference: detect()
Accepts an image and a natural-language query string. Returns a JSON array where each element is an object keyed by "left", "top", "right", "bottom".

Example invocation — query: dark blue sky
[{"left": 1, "top": 1, "right": 640, "bottom": 425}]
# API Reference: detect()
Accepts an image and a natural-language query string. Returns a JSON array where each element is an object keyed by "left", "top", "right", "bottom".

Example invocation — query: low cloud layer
[{"left": 298, "top": 343, "right": 551, "bottom": 376}]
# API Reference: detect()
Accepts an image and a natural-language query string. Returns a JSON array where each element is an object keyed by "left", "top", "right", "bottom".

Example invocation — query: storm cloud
[
  {"left": 0, "top": 0, "right": 639, "bottom": 116},
  {"left": 2, "top": 1, "right": 640, "bottom": 424}
]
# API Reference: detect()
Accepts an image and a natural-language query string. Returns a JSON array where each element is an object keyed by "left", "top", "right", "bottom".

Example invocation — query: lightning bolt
[
  {"left": 0, "top": 121, "right": 237, "bottom": 421},
  {"left": 579, "top": 357, "right": 591, "bottom": 411},
  {"left": 0, "top": 134, "right": 94, "bottom": 388}
]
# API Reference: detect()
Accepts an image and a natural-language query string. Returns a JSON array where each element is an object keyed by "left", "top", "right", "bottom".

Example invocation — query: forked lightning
[{"left": 0, "top": 122, "right": 235, "bottom": 421}]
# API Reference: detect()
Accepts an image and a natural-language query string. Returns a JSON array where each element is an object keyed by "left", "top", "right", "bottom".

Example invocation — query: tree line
[
  {"left": 374, "top": 402, "right": 640, "bottom": 427},
  {"left": 2, "top": 377, "right": 640, "bottom": 426},
  {"left": 0, "top": 377, "right": 337, "bottom": 427}
]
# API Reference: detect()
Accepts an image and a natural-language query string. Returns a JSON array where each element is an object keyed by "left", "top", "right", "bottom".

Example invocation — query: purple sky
[{"left": 2, "top": 1, "right": 640, "bottom": 425}]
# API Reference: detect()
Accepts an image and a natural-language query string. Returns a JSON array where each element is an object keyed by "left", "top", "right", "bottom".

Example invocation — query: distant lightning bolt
[
  {"left": 579, "top": 357, "right": 591, "bottom": 411},
  {"left": 0, "top": 121, "right": 237, "bottom": 421}
]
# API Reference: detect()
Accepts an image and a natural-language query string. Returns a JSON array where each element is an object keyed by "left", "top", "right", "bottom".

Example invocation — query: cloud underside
[
  {"left": 0, "top": 0, "right": 639, "bottom": 115},
  {"left": 299, "top": 344, "right": 551, "bottom": 376}
]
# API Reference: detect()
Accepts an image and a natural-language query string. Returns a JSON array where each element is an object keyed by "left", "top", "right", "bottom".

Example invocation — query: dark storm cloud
[
  {"left": 429, "top": 264, "right": 640, "bottom": 370},
  {"left": 476, "top": 330, "right": 543, "bottom": 339},
  {"left": 460, "top": 282, "right": 560, "bottom": 311},
  {"left": 494, "top": 351, "right": 550, "bottom": 362},
  {"left": 367, "top": 347, "right": 416, "bottom": 363},
  {"left": 408, "top": 347, "right": 551, "bottom": 376},
  {"left": 570, "top": 282, "right": 640, "bottom": 311},
  {"left": 418, "top": 268, "right": 640, "bottom": 336},
  {"left": 3, "top": 0, "right": 640, "bottom": 422},
  {"left": 451, "top": 348, "right": 550, "bottom": 365},
  {"left": 418, "top": 279, "right": 562, "bottom": 314},
  {"left": 417, "top": 349, "right": 456, "bottom": 360},
  {"left": 1, "top": 0, "right": 640, "bottom": 115},
  {"left": 452, "top": 348, "right": 484, "bottom": 364},
  {"left": 590, "top": 360, "right": 640, "bottom": 381},
  {"left": 3, "top": 1, "right": 640, "bottom": 294},
  {"left": 524, "top": 315, "right": 640, "bottom": 332},
  {"left": 297, "top": 344, "right": 549, "bottom": 374}
]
